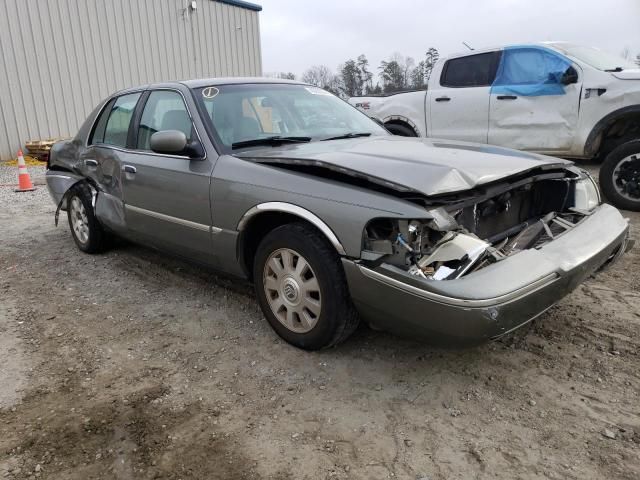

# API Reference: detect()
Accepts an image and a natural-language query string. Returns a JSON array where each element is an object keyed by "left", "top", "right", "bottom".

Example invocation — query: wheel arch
[
  {"left": 382, "top": 115, "right": 419, "bottom": 136},
  {"left": 236, "top": 202, "right": 347, "bottom": 280},
  {"left": 46, "top": 169, "right": 96, "bottom": 213},
  {"left": 584, "top": 105, "right": 640, "bottom": 158}
]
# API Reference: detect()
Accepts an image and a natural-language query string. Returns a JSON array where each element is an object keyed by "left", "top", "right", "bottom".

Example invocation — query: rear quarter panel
[{"left": 350, "top": 92, "right": 428, "bottom": 136}]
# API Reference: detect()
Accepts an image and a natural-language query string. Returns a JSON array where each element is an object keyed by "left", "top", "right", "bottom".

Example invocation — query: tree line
[{"left": 269, "top": 48, "right": 440, "bottom": 98}]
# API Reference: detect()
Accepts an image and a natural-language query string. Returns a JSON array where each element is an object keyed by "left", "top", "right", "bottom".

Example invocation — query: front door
[
  {"left": 427, "top": 51, "right": 502, "bottom": 143},
  {"left": 488, "top": 47, "right": 582, "bottom": 154},
  {"left": 121, "top": 88, "right": 215, "bottom": 260}
]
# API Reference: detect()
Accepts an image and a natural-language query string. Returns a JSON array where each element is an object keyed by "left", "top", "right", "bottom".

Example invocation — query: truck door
[
  {"left": 428, "top": 51, "right": 502, "bottom": 143},
  {"left": 488, "top": 46, "right": 582, "bottom": 154}
]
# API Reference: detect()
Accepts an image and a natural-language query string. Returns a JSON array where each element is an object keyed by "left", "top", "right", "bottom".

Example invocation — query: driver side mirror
[
  {"left": 150, "top": 130, "right": 204, "bottom": 159},
  {"left": 561, "top": 66, "right": 579, "bottom": 85}
]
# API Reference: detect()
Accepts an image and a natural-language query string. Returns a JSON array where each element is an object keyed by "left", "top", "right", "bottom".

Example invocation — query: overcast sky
[{"left": 259, "top": 0, "right": 640, "bottom": 78}]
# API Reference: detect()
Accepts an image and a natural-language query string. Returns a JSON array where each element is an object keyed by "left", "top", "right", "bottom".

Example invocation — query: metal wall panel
[{"left": 0, "top": 0, "right": 262, "bottom": 159}]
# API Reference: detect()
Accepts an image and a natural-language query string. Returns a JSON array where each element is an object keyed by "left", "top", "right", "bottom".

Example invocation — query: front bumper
[{"left": 343, "top": 203, "right": 631, "bottom": 346}]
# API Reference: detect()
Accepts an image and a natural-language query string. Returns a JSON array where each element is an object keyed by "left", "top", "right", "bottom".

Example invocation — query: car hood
[{"left": 234, "top": 136, "right": 570, "bottom": 197}]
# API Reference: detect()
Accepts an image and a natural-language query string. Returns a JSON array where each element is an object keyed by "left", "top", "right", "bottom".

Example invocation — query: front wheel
[
  {"left": 599, "top": 140, "right": 640, "bottom": 211},
  {"left": 253, "top": 223, "right": 359, "bottom": 350}
]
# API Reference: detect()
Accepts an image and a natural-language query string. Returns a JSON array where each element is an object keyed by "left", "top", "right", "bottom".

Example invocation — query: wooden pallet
[{"left": 25, "top": 138, "right": 66, "bottom": 161}]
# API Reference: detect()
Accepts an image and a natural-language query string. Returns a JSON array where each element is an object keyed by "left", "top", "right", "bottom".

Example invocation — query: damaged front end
[
  {"left": 343, "top": 166, "right": 630, "bottom": 345},
  {"left": 361, "top": 167, "right": 602, "bottom": 281}
]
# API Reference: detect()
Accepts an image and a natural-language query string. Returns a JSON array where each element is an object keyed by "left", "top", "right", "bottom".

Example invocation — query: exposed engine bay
[{"left": 362, "top": 174, "right": 598, "bottom": 281}]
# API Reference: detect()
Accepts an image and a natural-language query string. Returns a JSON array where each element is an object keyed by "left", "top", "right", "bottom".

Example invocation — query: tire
[
  {"left": 66, "top": 183, "right": 109, "bottom": 253},
  {"left": 253, "top": 223, "right": 359, "bottom": 350},
  {"left": 385, "top": 123, "right": 417, "bottom": 137},
  {"left": 599, "top": 139, "right": 640, "bottom": 211}
]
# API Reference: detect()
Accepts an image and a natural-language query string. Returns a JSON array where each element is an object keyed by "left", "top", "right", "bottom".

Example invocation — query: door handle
[
  {"left": 123, "top": 165, "right": 136, "bottom": 174},
  {"left": 435, "top": 96, "right": 451, "bottom": 102},
  {"left": 496, "top": 95, "right": 517, "bottom": 100},
  {"left": 84, "top": 159, "right": 98, "bottom": 167}
]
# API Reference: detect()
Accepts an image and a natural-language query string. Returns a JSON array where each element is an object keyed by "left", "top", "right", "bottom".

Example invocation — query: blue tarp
[{"left": 491, "top": 46, "right": 572, "bottom": 96}]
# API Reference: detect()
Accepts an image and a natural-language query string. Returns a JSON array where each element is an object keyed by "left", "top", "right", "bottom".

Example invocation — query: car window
[
  {"left": 441, "top": 52, "right": 501, "bottom": 88},
  {"left": 197, "top": 83, "right": 387, "bottom": 149},
  {"left": 495, "top": 48, "right": 571, "bottom": 85},
  {"left": 137, "top": 90, "right": 193, "bottom": 150},
  {"left": 90, "top": 93, "right": 141, "bottom": 147},
  {"left": 244, "top": 97, "right": 281, "bottom": 134}
]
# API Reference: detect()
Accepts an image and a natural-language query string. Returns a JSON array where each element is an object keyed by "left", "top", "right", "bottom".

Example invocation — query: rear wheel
[
  {"left": 253, "top": 223, "right": 359, "bottom": 350},
  {"left": 599, "top": 139, "right": 640, "bottom": 211},
  {"left": 66, "top": 183, "right": 109, "bottom": 253},
  {"left": 385, "top": 123, "right": 417, "bottom": 137}
]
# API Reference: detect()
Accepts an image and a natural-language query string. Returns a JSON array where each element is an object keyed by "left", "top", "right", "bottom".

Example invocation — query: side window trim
[
  {"left": 88, "top": 98, "right": 115, "bottom": 146},
  {"left": 87, "top": 91, "right": 143, "bottom": 147},
  {"left": 128, "top": 87, "right": 207, "bottom": 160},
  {"left": 134, "top": 88, "right": 195, "bottom": 152},
  {"left": 488, "top": 51, "right": 503, "bottom": 85},
  {"left": 127, "top": 90, "right": 151, "bottom": 149},
  {"left": 439, "top": 51, "right": 503, "bottom": 88},
  {"left": 86, "top": 88, "right": 207, "bottom": 161}
]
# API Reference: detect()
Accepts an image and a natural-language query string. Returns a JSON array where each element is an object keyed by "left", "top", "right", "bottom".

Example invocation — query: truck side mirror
[{"left": 561, "top": 66, "right": 579, "bottom": 85}]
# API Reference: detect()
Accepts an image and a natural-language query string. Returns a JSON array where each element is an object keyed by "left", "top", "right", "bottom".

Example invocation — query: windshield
[
  {"left": 194, "top": 83, "right": 388, "bottom": 150},
  {"left": 553, "top": 44, "right": 637, "bottom": 71}
]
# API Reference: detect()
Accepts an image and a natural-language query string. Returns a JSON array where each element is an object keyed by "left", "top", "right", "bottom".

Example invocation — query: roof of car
[
  {"left": 446, "top": 41, "right": 567, "bottom": 59},
  {"left": 108, "top": 77, "right": 311, "bottom": 99},
  {"left": 180, "top": 77, "right": 306, "bottom": 88}
]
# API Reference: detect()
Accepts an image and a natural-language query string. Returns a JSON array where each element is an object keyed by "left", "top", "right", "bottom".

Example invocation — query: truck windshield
[
  {"left": 554, "top": 44, "right": 637, "bottom": 72},
  {"left": 194, "top": 83, "right": 388, "bottom": 150}
]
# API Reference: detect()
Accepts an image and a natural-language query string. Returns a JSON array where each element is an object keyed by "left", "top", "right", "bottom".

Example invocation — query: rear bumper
[{"left": 343, "top": 203, "right": 631, "bottom": 346}]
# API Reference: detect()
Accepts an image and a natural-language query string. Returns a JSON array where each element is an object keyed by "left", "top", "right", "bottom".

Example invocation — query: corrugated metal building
[{"left": 0, "top": 0, "right": 263, "bottom": 160}]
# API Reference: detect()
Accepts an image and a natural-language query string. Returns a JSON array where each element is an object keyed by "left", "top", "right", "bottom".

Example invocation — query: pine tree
[{"left": 424, "top": 48, "right": 440, "bottom": 81}]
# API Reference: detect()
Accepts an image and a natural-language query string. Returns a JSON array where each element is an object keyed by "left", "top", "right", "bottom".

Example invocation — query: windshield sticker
[
  {"left": 305, "top": 86, "right": 332, "bottom": 96},
  {"left": 202, "top": 86, "right": 219, "bottom": 99}
]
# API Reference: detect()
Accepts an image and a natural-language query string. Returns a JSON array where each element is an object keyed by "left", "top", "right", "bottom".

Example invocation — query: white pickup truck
[{"left": 349, "top": 42, "right": 640, "bottom": 211}]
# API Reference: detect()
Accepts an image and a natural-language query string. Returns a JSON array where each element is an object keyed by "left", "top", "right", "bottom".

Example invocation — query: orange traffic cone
[{"left": 15, "top": 149, "right": 36, "bottom": 192}]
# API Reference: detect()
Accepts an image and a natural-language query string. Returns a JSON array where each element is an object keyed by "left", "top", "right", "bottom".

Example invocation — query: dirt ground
[{"left": 1, "top": 165, "right": 639, "bottom": 479}]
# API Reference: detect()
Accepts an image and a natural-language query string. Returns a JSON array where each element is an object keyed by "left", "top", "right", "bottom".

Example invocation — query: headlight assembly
[{"left": 574, "top": 171, "right": 601, "bottom": 211}]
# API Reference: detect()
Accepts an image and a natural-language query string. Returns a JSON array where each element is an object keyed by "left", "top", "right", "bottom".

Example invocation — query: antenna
[{"left": 462, "top": 41, "right": 474, "bottom": 51}]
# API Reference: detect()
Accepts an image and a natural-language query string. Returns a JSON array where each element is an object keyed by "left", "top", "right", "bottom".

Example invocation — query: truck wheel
[
  {"left": 66, "top": 183, "right": 109, "bottom": 253},
  {"left": 385, "top": 123, "right": 417, "bottom": 137},
  {"left": 253, "top": 223, "right": 359, "bottom": 350},
  {"left": 599, "top": 140, "right": 640, "bottom": 211}
]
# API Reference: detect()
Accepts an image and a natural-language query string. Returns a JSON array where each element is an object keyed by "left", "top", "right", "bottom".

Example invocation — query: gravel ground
[
  {"left": 0, "top": 164, "right": 639, "bottom": 479},
  {"left": 0, "top": 164, "right": 49, "bottom": 207}
]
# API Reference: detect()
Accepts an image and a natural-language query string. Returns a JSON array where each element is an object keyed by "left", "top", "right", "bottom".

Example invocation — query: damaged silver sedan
[{"left": 46, "top": 78, "right": 632, "bottom": 350}]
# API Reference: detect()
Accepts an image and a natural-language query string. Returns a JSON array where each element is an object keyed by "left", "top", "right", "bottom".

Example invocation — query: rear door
[
  {"left": 427, "top": 51, "right": 502, "bottom": 142},
  {"left": 120, "top": 87, "right": 216, "bottom": 260},
  {"left": 488, "top": 47, "right": 582, "bottom": 153},
  {"left": 83, "top": 91, "right": 142, "bottom": 235}
]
